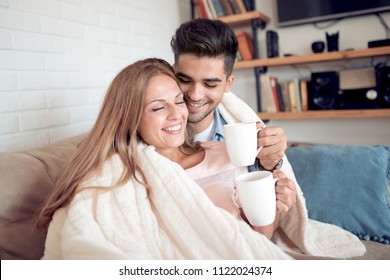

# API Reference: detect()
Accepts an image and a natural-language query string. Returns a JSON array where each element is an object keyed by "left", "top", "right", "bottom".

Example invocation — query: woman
[{"left": 34, "top": 58, "right": 298, "bottom": 259}]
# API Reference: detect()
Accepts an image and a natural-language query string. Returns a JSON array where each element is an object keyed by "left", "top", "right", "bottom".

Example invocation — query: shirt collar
[{"left": 211, "top": 108, "right": 227, "bottom": 141}]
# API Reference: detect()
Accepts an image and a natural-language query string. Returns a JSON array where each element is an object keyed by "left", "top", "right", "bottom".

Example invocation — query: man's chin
[
  {"left": 188, "top": 109, "right": 214, "bottom": 124},
  {"left": 188, "top": 115, "right": 206, "bottom": 125}
]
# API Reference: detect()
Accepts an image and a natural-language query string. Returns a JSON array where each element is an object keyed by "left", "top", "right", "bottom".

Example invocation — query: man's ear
[{"left": 224, "top": 74, "right": 234, "bottom": 92}]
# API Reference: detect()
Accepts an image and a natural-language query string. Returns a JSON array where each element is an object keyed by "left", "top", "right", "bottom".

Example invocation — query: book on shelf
[
  {"left": 275, "top": 81, "right": 285, "bottom": 111},
  {"left": 196, "top": 0, "right": 209, "bottom": 18},
  {"left": 193, "top": 0, "right": 214, "bottom": 19},
  {"left": 193, "top": 0, "right": 248, "bottom": 19},
  {"left": 288, "top": 80, "right": 299, "bottom": 112},
  {"left": 220, "top": 0, "right": 234, "bottom": 15},
  {"left": 206, "top": 0, "right": 217, "bottom": 18},
  {"left": 242, "top": 0, "right": 254, "bottom": 11},
  {"left": 235, "top": 0, "right": 247, "bottom": 13},
  {"left": 235, "top": 30, "right": 253, "bottom": 60},
  {"left": 211, "top": 0, "right": 225, "bottom": 17},
  {"left": 269, "top": 76, "right": 281, "bottom": 111},
  {"left": 280, "top": 81, "right": 291, "bottom": 112},
  {"left": 260, "top": 75, "right": 278, "bottom": 113},
  {"left": 204, "top": 0, "right": 215, "bottom": 18},
  {"left": 293, "top": 78, "right": 302, "bottom": 112},
  {"left": 228, "top": 0, "right": 241, "bottom": 14},
  {"left": 300, "top": 79, "right": 309, "bottom": 111}
]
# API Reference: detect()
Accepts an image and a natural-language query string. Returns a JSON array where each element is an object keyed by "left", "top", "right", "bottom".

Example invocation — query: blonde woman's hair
[{"left": 34, "top": 58, "right": 200, "bottom": 232}]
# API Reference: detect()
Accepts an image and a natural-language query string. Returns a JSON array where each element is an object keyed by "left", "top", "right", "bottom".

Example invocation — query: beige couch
[{"left": 0, "top": 135, "right": 389, "bottom": 260}]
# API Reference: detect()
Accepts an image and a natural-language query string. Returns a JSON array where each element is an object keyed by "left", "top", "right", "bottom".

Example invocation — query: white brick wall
[{"left": 0, "top": 0, "right": 190, "bottom": 152}]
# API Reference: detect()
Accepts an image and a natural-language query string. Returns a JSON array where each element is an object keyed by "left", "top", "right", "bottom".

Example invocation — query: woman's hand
[{"left": 273, "top": 169, "right": 297, "bottom": 213}]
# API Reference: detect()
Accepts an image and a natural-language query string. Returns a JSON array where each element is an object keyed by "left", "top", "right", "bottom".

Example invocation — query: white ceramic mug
[
  {"left": 235, "top": 171, "right": 277, "bottom": 227},
  {"left": 224, "top": 122, "right": 262, "bottom": 166}
]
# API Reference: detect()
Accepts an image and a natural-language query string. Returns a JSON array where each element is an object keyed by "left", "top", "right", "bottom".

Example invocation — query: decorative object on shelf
[
  {"left": 311, "top": 40, "right": 325, "bottom": 53},
  {"left": 266, "top": 30, "right": 279, "bottom": 57},
  {"left": 326, "top": 31, "right": 339, "bottom": 52}
]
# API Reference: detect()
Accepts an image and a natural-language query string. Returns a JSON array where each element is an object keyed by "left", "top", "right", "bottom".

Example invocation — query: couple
[{"left": 34, "top": 19, "right": 365, "bottom": 259}]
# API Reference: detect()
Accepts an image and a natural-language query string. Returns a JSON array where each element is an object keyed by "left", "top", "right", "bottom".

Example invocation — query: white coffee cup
[
  {"left": 235, "top": 171, "right": 277, "bottom": 227},
  {"left": 224, "top": 122, "right": 262, "bottom": 166}
]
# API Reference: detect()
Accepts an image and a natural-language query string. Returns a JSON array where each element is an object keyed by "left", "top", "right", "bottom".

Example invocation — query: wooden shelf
[
  {"left": 191, "top": 1, "right": 390, "bottom": 122},
  {"left": 235, "top": 46, "right": 390, "bottom": 69},
  {"left": 257, "top": 109, "right": 390, "bottom": 120},
  {"left": 218, "top": 10, "right": 270, "bottom": 25}
]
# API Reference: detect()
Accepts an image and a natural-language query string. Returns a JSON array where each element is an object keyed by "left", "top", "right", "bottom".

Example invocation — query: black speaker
[
  {"left": 309, "top": 71, "right": 339, "bottom": 110},
  {"left": 266, "top": 30, "right": 279, "bottom": 58},
  {"left": 376, "top": 65, "right": 390, "bottom": 108}
]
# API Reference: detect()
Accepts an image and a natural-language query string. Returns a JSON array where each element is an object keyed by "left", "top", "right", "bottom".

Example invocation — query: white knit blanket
[
  {"left": 43, "top": 92, "right": 366, "bottom": 260},
  {"left": 218, "top": 91, "right": 366, "bottom": 258}
]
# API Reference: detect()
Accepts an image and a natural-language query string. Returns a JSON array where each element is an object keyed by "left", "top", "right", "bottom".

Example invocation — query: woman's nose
[{"left": 168, "top": 105, "right": 182, "bottom": 119}]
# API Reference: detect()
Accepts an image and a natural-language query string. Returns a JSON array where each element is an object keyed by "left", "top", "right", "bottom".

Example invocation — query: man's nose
[{"left": 186, "top": 83, "right": 204, "bottom": 101}]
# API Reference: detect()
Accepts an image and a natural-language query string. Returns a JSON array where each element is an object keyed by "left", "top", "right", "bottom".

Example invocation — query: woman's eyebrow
[{"left": 146, "top": 93, "right": 183, "bottom": 105}]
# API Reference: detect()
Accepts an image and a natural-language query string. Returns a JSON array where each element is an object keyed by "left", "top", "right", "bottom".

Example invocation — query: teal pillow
[{"left": 286, "top": 145, "right": 390, "bottom": 244}]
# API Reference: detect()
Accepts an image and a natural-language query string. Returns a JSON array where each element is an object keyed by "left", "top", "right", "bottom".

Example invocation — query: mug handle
[{"left": 256, "top": 127, "right": 263, "bottom": 154}]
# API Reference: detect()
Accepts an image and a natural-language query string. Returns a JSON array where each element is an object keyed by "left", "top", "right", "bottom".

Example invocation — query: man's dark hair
[{"left": 170, "top": 18, "right": 238, "bottom": 77}]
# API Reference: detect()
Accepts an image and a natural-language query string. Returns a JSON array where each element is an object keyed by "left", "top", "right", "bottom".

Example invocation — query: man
[{"left": 170, "top": 18, "right": 287, "bottom": 172}]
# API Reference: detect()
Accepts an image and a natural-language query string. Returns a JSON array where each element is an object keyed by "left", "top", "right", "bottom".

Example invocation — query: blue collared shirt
[{"left": 210, "top": 108, "right": 227, "bottom": 142}]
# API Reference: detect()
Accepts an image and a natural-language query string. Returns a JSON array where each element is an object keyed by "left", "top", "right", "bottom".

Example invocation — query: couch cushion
[
  {"left": 0, "top": 135, "right": 83, "bottom": 259},
  {"left": 286, "top": 145, "right": 390, "bottom": 245}
]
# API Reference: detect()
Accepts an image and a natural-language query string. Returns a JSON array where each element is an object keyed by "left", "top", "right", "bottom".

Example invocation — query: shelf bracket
[
  {"left": 255, "top": 66, "right": 267, "bottom": 75},
  {"left": 254, "top": 66, "right": 266, "bottom": 112}
]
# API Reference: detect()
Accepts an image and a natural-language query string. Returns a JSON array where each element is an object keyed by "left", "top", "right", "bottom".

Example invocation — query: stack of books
[
  {"left": 260, "top": 75, "right": 310, "bottom": 113},
  {"left": 193, "top": 0, "right": 252, "bottom": 19}
]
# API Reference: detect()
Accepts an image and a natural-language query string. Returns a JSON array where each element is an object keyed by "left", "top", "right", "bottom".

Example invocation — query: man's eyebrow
[
  {"left": 176, "top": 72, "right": 222, "bottom": 83},
  {"left": 176, "top": 72, "right": 191, "bottom": 80},
  {"left": 204, "top": 77, "right": 222, "bottom": 83}
]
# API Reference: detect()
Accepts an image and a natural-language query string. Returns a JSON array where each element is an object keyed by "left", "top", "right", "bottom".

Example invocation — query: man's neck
[
  {"left": 188, "top": 112, "right": 215, "bottom": 135},
  {"left": 193, "top": 118, "right": 215, "bottom": 142}
]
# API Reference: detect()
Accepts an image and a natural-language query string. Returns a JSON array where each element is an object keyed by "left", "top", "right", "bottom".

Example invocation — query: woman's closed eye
[
  {"left": 152, "top": 105, "right": 165, "bottom": 112},
  {"left": 151, "top": 102, "right": 184, "bottom": 112}
]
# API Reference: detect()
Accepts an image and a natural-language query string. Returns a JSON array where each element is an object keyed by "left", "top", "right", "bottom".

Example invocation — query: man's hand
[{"left": 256, "top": 122, "right": 287, "bottom": 170}]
